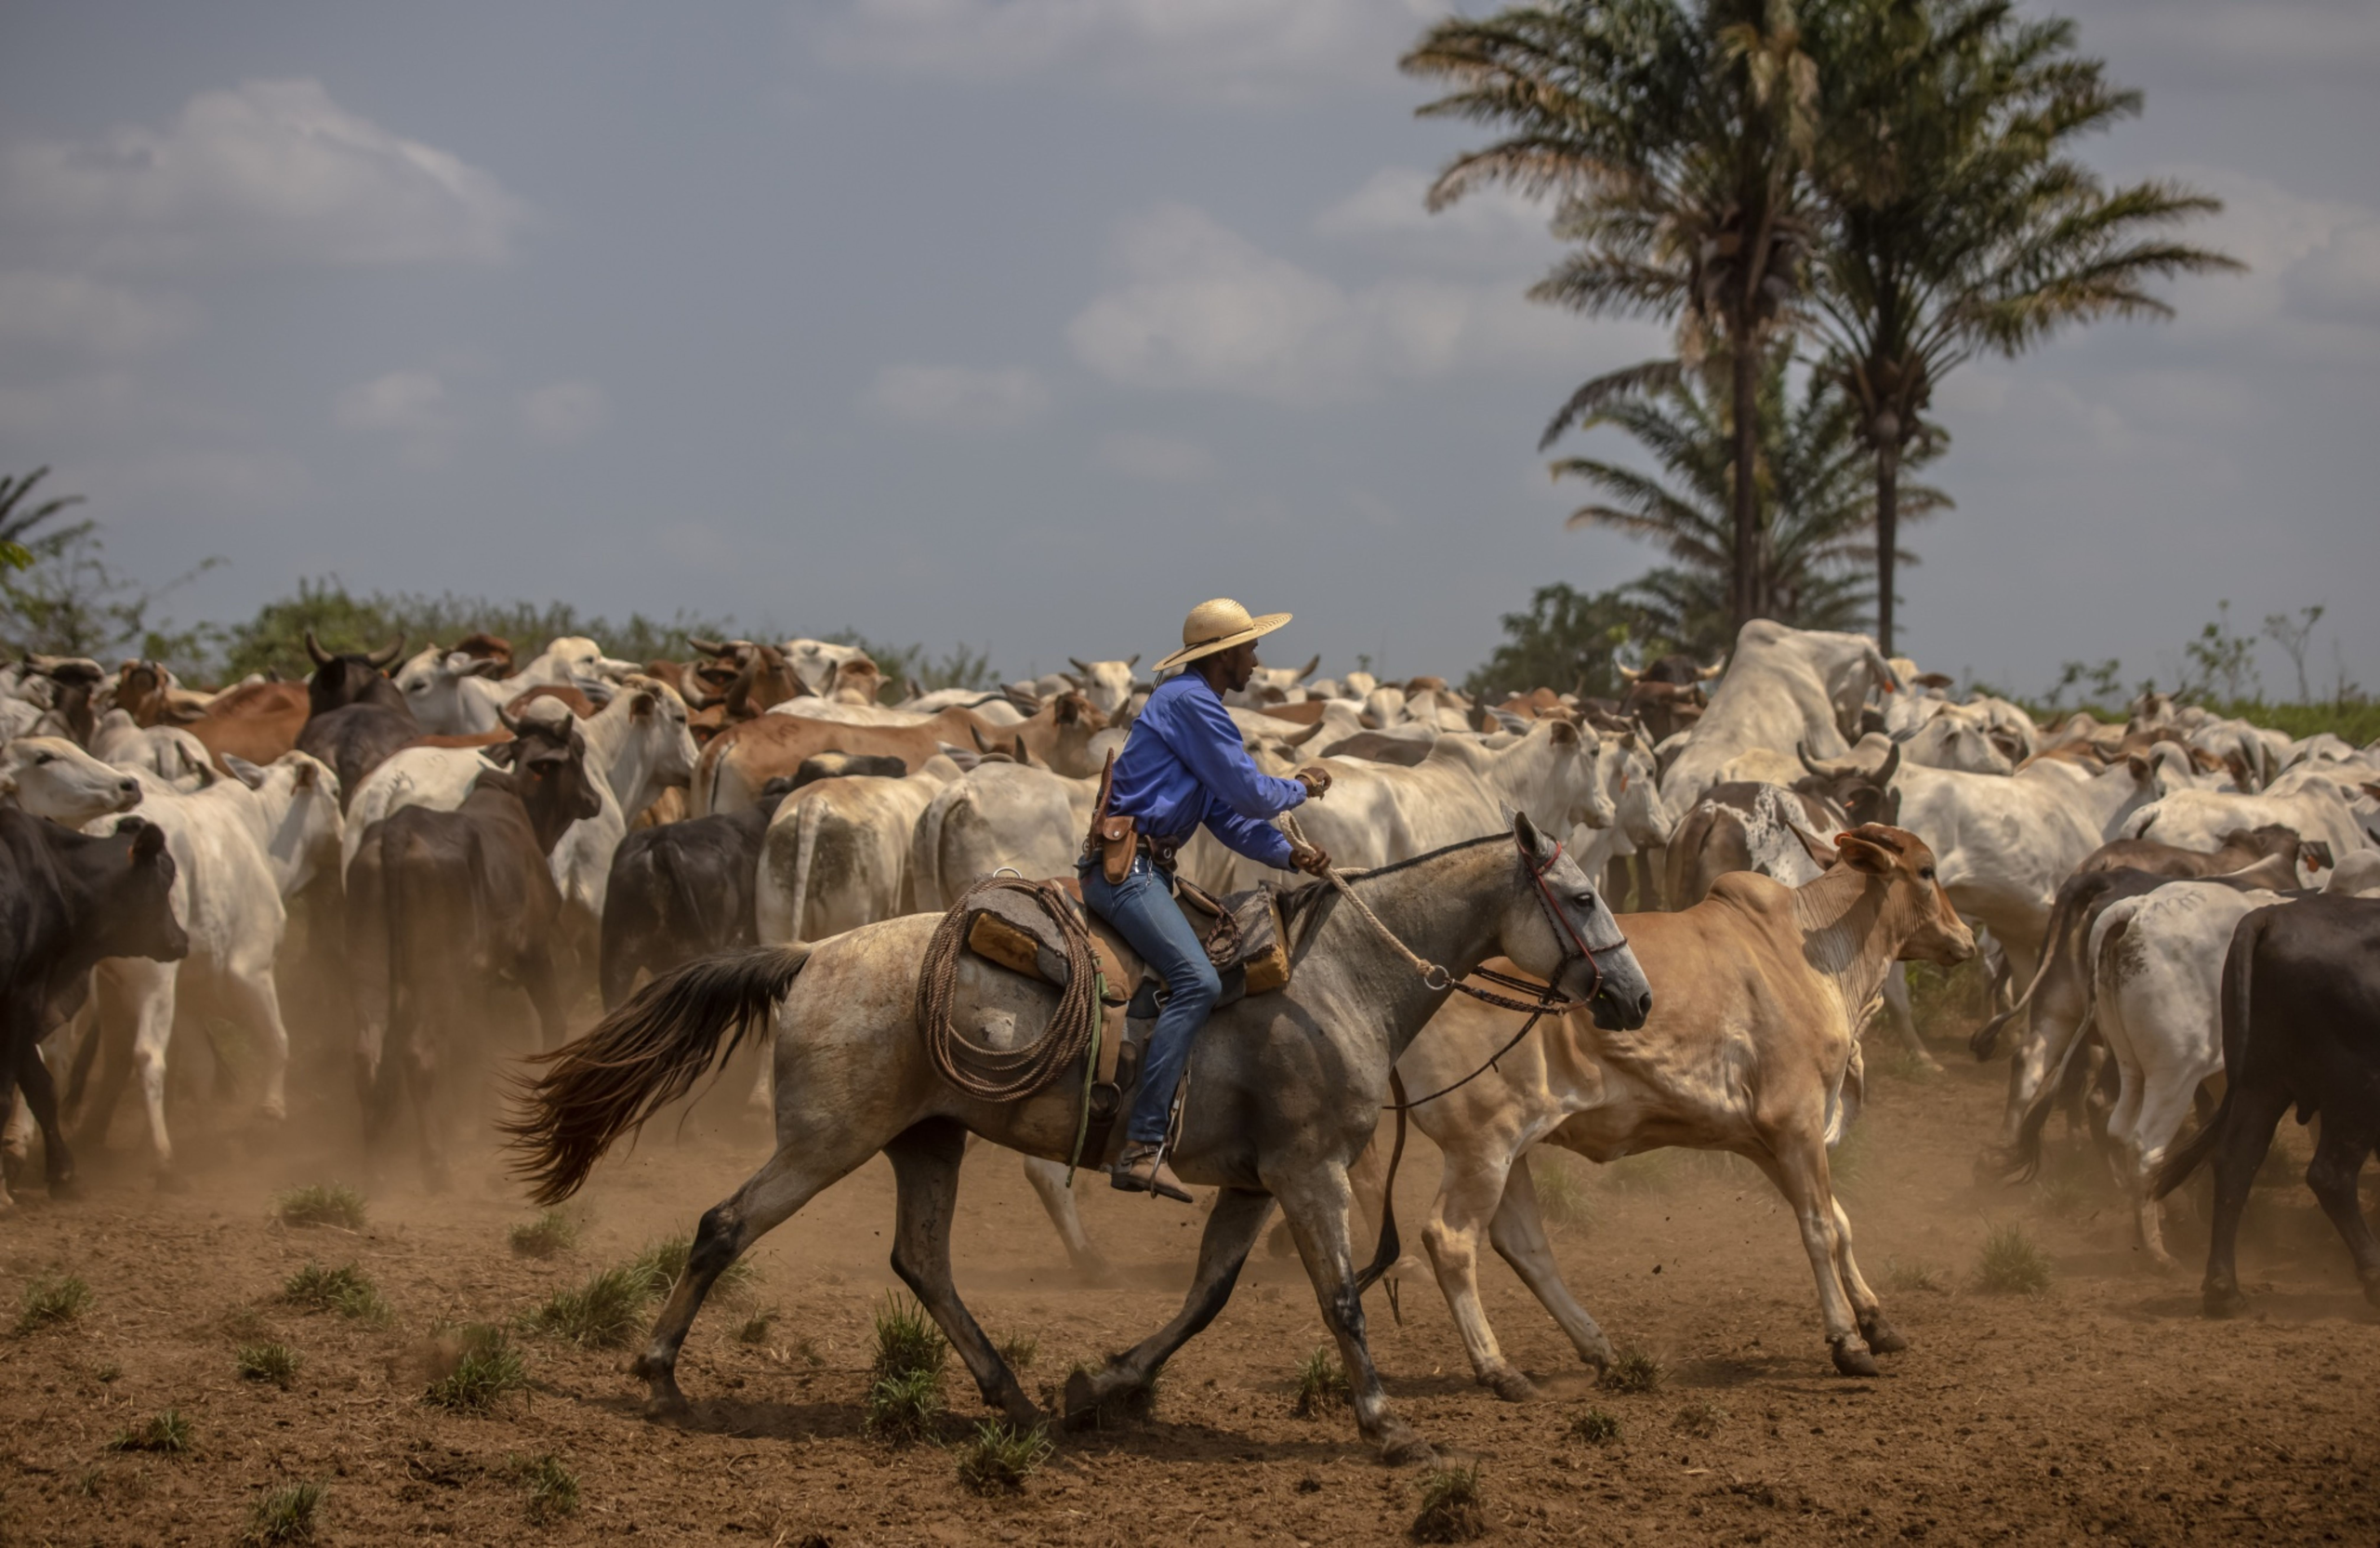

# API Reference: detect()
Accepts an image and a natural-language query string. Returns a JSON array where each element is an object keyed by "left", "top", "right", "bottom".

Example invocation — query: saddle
[{"left": 955, "top": 876, "right": 1292, "bottom": 1167}]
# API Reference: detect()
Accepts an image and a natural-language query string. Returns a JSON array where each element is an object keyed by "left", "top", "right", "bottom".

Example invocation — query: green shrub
[
  {"left": 1976, "top": 1223, "right": 2053, "bottom": 1296},
  {"left": 236, "top": 1342, "right": 302, "bottom": 1389},
  {"left": 523, "top": 1266, "right": 650, "bottom": 1349},
  {"left": 954, "top": 1421, "right": 1051, "bottom": 1495},
  {"left": 1602, "top": 1345, "right": 1662, "bottom": 1395},
  {"left": 110, "top": 1409, "right": 192, "bottom": 1454},
  {"left": 865, "top": 1367, "right": 944, "bottom": 1445},
  {"left": 1291, "top": 1344, "right": 1350, "bottom": 1418},
  {"left": 1571, "top": 1407, "right": 1622, "bottom": 1445},
  {"left": 242, "top": 1480, "right": 325, "bottom": 1544},
  {"left": 509, "top": 1211, "right": 579, "bottom": 1260},
  {"left": 280, "top": 1263, "right": 390, "bottom": 1323},
  {"left": 15, "top": 1272, "right": 91, "bottom": 1334},
  {"left": 272, "top": 1184, "right": 366, "bottom": 1231},
  {"left": 869, "top": 1293, "right": 946, "bottom": 1383},
  {"left": 424, "top": 1325, "right": 528, "bottom": 1412},
  {"left": 508, "top": 1453, "right": 580, "bottom": 1523},
  {"left": 1412, "top": 1463, "right": 1488, "bottom": 1543}
]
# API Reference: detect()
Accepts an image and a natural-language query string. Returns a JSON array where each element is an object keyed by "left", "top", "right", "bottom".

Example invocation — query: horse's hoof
[
  {"left": 153, "top": 1171, "right": 191, "bottom": 1196},
  {"left": 1483, "top": 1367, "right": 1537, "bottom": 1403},
  {"left": 1860, "top": 1315, "right": 1909, "bottom": 1355},
  {"left": 1379, "top": 1430, "right": 1438, "bottom": 1469},
  {"left": 1831, "top": 1338, "right": 1880, "bottom": 1378},
  {"left": 1059, "top": 1367, "right": 1102, "bottom": 1431}
]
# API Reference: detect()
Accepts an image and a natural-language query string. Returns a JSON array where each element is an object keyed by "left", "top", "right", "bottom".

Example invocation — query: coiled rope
[{"left": 917, "top": 876, "right": 1102, "bottom": 1103}]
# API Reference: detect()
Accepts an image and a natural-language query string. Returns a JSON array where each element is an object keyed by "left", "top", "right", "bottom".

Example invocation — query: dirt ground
[{"left": 6, "top": 998, "right": 2380, "bottom": 1548}]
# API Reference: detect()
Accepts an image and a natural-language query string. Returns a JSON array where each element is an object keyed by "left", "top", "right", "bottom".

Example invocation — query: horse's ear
[{"left": 1511, "top": 806, "right": 1549, "bottom": 857}]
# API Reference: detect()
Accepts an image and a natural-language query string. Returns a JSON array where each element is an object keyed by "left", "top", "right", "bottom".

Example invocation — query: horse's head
[{"left": 1497, "top": 811, "right": 1653, "bottom": 1031}]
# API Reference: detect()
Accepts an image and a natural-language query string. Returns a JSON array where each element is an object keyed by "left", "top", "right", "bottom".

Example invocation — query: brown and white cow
[{"left": 1363, "top": 823, "right": 1972, "bottom": 1392}]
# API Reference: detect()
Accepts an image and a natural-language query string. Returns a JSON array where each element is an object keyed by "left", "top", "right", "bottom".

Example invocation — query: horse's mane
[{"left": 1276, "top": 831, "right": 1511, "bottom": 935}]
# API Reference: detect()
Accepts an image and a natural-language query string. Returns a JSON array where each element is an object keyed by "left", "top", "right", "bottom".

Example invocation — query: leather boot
[{"left": 1110, "top": 1142, "right": 1193, "bottom": 1203}]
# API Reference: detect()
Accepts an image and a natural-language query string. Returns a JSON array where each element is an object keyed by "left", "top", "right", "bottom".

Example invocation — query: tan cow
[
  {"left": 1366, "top": 824, "right": 1972, "bottom": 1392},
  {"left": 695, "top": 695, "right": 1107, "bottom": 814}
]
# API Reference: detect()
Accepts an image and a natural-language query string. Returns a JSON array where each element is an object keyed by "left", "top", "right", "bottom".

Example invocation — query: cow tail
[
  {"left": 1969, "top": 942, "right": 2053, "bottom": 1061},
  {"left": 502, "top": 944, "right": 811, "bottom": 1206},
  {"left": 784, "top": 795, "right": 824, "bottom": 946},
  {"left": 2149, "top": 908, "right": 2261, "bottom": 1201},
  {"left": 909, "top": 781, "right": 954, "bottom": 916}
]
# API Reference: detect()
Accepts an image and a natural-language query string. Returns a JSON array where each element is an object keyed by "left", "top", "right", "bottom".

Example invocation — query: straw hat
[{"left": 1154, "top": 598, "right": 1292, "bottom": 672}]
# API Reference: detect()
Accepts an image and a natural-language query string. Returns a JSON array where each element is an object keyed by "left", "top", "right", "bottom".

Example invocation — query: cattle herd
[{"left": 3, "top": 615, "right": 2379, "bottom": 1456}]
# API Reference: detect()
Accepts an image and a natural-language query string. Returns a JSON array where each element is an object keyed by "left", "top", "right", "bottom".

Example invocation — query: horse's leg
[
  {"left": 887, "top": 1119, "right": 1038, "bottom": 1425},
  {"left": 1487, "top": 1152, "right": 1617, "bottom": 1375},
  {"left": 1275, "top": 1163, "right": 1435, "bottom": 1465},
  {"left": 1743, "top": 1137, "right": 1873, "bottom": 1376},
  {"left": 631, "top": 1133, "right": 879, "bottom": 1418},
  {"left": 1019, "top": 1155, "right": 1109, "bottom": 1281},
  {"left": 1419, "top": 1134, "right": 1532, "bottom": 1399},
  {"left": 1063, "top": 1185, "right": 1273, "bottom": 1423}
]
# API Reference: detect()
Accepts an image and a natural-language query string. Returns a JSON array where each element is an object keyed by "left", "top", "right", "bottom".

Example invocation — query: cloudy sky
[{"left": 2, "top": 0, "right": 2373, "bottom": 695}]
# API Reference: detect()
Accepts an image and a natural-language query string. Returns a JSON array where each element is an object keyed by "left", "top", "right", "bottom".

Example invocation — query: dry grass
[
  {"left": 242, "top": 1480, "right": 325, "bottom": 1544},
  {"left": 280, "top": 1263, "right": 390, "bottom": 1324},
  {"left": 1529, "top": 1154, "right": 1594, "bottom": 1229},
  {"left": 508, "top": 1210, "right": 580, "bottom": 1260},
  {"left": 272, "top": 1184, "right": 366, "bottom": 1231},
  {"left": 423, "top": 1324, "right": 528, "bottom": 1412},
  {"left": 235, "top": 1342, "right": 302, "bottom": 1389},
  {"left": 953, "top": 1421, "right": 1051, "bottom": 1495},
  {"left": 1290, "top": 1344, "right": 1350, "bottom": 1418},
  {"left": 1977, "top": 1222, "right": 2054, "bottom": 1296},
  {"left": 523, "top": 1265, "right": 649, "bottom": 1349},
  {"left": 1884, "top": 1257, "right": 1948, "bottom": 1294},
  {"left": 995, "top": 1330, "right": 1039, "bottom": 1369},
  {"left": 508, "top": 1453, "right": 580, "bottom": 1523},
  {"left": 1673, "top": 1398, "right": 1727, "bottom": 1438},
  {"left": 1571, "top": 1407, "right": 1623, "bottom": 1445},
  {"left": 1602, "top": 1345, "right": 1663, "bottom": 1395},
  {"left": 628, "top": 1235, "right": 758, "bottom": 1303},
  {"left": 110, "top": 1409, "right": 192, "bottom": 1454},
  {"left": 14, "top": 1272, "right": 91, "bottom": 1334},
  {"left": 1411, "top": 1464, "right": 1489, "bottom": 1543}
]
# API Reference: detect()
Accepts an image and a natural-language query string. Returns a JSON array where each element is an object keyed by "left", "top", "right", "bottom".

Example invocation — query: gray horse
[{"left": 507, "top": 811, "right": 1651, "bottom": 1464}]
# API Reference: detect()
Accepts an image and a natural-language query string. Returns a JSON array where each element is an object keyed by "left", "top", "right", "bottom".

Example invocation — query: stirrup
[{"left": 1110, "top": 1142, "right": 1192, "bottom": 1203}]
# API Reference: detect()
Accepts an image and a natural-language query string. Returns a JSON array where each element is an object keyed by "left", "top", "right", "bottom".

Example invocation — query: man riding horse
[{"left": 1083, "top": 598, "right": 1335, "bottom": 1202}]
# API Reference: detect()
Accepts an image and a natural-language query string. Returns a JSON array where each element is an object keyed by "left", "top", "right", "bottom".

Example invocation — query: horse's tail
[
  {"left": 502, "top": 944, "right": 811, "bottom": 1205},
  {"left": 2149, "top": 907, "right": 2262, "bottom": 1201}
]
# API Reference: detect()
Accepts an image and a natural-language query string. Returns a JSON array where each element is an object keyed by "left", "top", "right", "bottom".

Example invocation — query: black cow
[
  {"left": 0, "top": 813, "right": 188, "bottom": 1209},
  {"left": 2150, "top": 893, "right": 2380, "bottom": 1317},
  {"left": 295, "top": 630, "right": 417, "bottom": 806},
  {"left": 600, "top": 776, "right": 799, "bottom": 1009},
  {"left": 346, "top": 708, "right": 602, "bottom": 1188}
]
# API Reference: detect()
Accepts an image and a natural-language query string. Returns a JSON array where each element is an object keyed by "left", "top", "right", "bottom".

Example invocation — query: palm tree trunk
[
  {"left": 1730, "top": 340, "right": 1761, "bottom": 629},
  {"left": 1874, "top": 435, "right": 1899, "bottom": 656}
]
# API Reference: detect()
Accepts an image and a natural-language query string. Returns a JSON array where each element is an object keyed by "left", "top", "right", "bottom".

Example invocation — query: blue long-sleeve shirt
[{"left": 1107, "top": 672, "right": 1306, "bottom": 868}]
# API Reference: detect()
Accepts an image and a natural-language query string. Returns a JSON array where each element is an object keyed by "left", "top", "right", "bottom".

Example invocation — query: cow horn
[
  {"left": 303, "top": 629, "right": 331, "bottom": 667},
  {"left": 1126, "top": 653, "right": 1141, "bottom": 669},
  {"left": 365, "top": 633, "right": 406, "bottom": 668},
  {"left": 686, "top": 637, "right": 725, "bottom": 656},
  {"left": 1875, "top": 739, "right": 1901, "bottom": 785},
  {"left": 1068, "top": 656, "right": 1091, "bottom": 675},
  {"left": 1699, "top": 655, "right": 1727, "bottom": 680},
  {"left": 1617, "top": 664, "right": 1642, "bottom": 683},
  {"left": 1797, "top": 741, "right": 1829, "bottom": 779},
  {"left": 1295, "top": 655, "right": 1319, "bottom": 681}
]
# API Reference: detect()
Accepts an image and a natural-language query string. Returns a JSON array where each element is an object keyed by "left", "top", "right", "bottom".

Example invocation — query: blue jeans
[{"left": 1078, "top": 854, "right": 1221, "bottom": 1146}]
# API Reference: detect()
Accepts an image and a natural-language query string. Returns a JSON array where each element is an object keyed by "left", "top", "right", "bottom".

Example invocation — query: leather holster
[{"left": 1097, "top": 814, "right": 1137, "bottom": 885}]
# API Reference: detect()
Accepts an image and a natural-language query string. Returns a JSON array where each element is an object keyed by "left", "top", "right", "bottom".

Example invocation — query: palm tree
[
  {"left": 1406, "top": 0, "right": 1818, "bottom": 632},
  {"left": 1805, "top": 0, "right": 2240, "bottom": 654},
  {"left": 1550, "top": 348, "right": 1945, "bottom": 651},
  {"left": 0, "top": 466, "right": 85, "bottom": 571}
]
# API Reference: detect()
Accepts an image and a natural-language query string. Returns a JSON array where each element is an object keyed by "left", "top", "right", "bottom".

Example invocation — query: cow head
[
  {"left": 1497, "top": 810, "right": 1652, "bottom": 1031},
  {"left": 497, "top": 707, "right": 605, "bottom": 853},
  {"left": 1064, "top": 656, "right": 1140, "bottom": 716},
  {"left": 1, "top": 736, "right": 142, "bottom": 825},
  {"left": 826, "top": 654, "right": 884, "bottom": 707},
  {"left": 1602, "top": 729, "right": 1682, "bottom": 849},
  {"left": 620, "top": 676, "right": 700, "bottom": 794},
  {"left": 1831, "top": 824, "right": 1974, "bottom": 966},
  {"left": 1795, "top": 738, "right": 1902, "bottom": 827},
  {"left": 304, "top": 629, "right": 406, "bottom": 717},
  {"left": 94, "top": 817, "right": 190, "bottom": 964}
]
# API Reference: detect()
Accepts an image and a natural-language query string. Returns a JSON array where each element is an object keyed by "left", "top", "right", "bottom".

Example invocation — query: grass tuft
[
  {"left": 508, "top": 1453, "right": 580, "bottom": 1524},
  {"left": 996, "top": 1330, "right": 1038, "bottom": 1369},
  {"left": 236, "top": 1342, "right": 303, "bottom": 1389},
  {"left": 1411, "top": 1463, "right": 1489, "bottom": 1543},
  {"left": 953, "top": 1420, "right": 1051, "bottom": 1495},
  {"left": 1884, "top": 1257, "right": 1947, "bottom": 1294},
  {"left": 735, "top": 1309, "right": 777, "bottom": 1345},
  {"left": 1976, "top": 1222, "right": 2053, "bottom": 1296},
  {"left": 1602, "top": 1345, "right": 1663, "bottom": 1395},
  {"left": 628, "top": 1236, "right": 757, "bottom": 1303},
  {"left": 508, "top": 1211, "right": 579, "bottom": 1260},
  {"left": 870, "top": 1293, "right": 947, "bottom": 1383},
  {"left": 1602, "top": 1149, "right": 1680, "bottom": 1194},
  {"left": 243, "top": 1480, "right": 325, "bottom": 1545},
  {"left": 15, "top": 1272, "right": 92, "bottom": 1334},
  {"left": 1570, "top": 1407, "right": 1622, "bottom": 1445},
  {"left": 281, "top": 1263, "right": 390, "bottom": 1324},
  {"left": 110, "top": 1409, "right": 192, "bottom": 1454},
  {"left": 423, "top": 1324, "right": 528, "bottom": 1412},
  {"left": 865, "top": 1367, "right": 944, "bottom": 1445},
  {"left": 1529, "top": 1154, "right": 1594, "bottom": 1229},
  {"left": 1673, "top": 1398, "right": 1727, "bottom": 1437},
  {"left": 523, "top": 1265, "right": 650, "bottom": 1349},
  {"left": 1291, "top": 1344, "right": 1350, "bottom": 1418},
  {"left": 272, "top": 1184, "right": 366, "bottom": 1231}
]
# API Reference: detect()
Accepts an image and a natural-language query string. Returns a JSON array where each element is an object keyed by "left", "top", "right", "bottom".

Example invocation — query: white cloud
[
  {"left": 2157, "top": 169, "right": 2380, "bottom": 359},
  {"left": 813, "top": 0, "right": 1447, "bottom": 102},
  {"left": 1094, "top": 430, "right": 1216, "bottom": 481},
  {"left": 335, "top": 368, "right": 457, "bottom": 464},
  {"left": 1313, "top": 166, "right": 1556, "bottom": 271},
  {"left": 520, "top": 379, "right": 610, "bottom": 445},
  {"left": 1066, "top": 203, "right": 1603, "bottom": 404},
  {"left": 862, "top": 364, "right": 1051, "bottom": 430},
  {"left": 0, "top": 271, "right": 195, "bottom": 356},
  {"left": 1, "top": 79, "right": 527, "bottom": 271}
]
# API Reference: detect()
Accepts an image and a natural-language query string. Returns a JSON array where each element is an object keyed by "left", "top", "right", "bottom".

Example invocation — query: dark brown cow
[{"left": 294, "top": 631, "right": 417, "bottom": 804}]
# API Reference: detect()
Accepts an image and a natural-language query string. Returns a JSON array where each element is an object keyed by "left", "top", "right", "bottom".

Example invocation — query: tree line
[{"left": 1415, "top": 0, "right": 2239, "bottom": 682}]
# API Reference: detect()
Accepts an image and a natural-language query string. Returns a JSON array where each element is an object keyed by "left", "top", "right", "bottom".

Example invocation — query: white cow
[
  {"left": 753, "top": 760, "right": 958, "bottom": 946},
  {"left": 1, "top": 738, "right": 142, "bottom": 824},
  {"left": 2087, "top": 881, "right": 2289, "bottom": 1268},
  {"left": 1660, "top": 620, "right": 1898, "bottom": 810},
  {"left": 394, "top": 635, "right": 639, "bottom": 735},
  {"left": 780, "top": 639, "right": 867, "bottom": 698},
  {"left": 88, "top": 709, "right": 212, "bottom": 791},
  {"left": 1897, "top": 705, "right": 2016, "bottom": 775},
  {"left": 1061, "top": 657, "right": 1141, "bottom": 718},
  {"left": 908, "top": 762, "right": 1098, "bottom": 914},
  {"left": 2119, "top": 764, "right": 2372, "bottom": 884},
  {"left": 1570, "top": 731, "right": 1682, "bottom": 887},
  {"left": 74, "top": 755, "right": 345, "bottom": 1181}
]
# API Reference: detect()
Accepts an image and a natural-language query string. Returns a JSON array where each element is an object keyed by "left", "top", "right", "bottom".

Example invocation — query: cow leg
[
  {"left": 519, "top": 947, "right": 571, "bottom": 1052},
  {"left": 218, "top": 965, "right": 292, "bottom": 1124},
  {"left": 118, "top": 963, "right": 183, "bottom": 1187},
  {"left": 1063, "top": 1185, "right": 1276, "bottom": 1434},
  {"left": 1019, "top": 1156, "right": 1110, "bottom": 1281},
  {"left": 631, "top": 1130, "right": 882, "bottom": 1419},
  {"left": 2, "top": 1088, "right": 31, "bottom": 1190},
  {"left": 2119, "top": 1061, "right": 2204, "bottom": 1274},
  {"left": 15, "top": 1039, "right": 76, "bottom": 1198},
  {"left": 1487, "top": 1153, "right": 1616, "bottom": 1374},
  {"left": 2201, "top": 1085, "right": 2294, "bottom": 1317},
  {"left": 1874, "top": 965, "right": 1938, "bottom": 1071},
  {"left": 1270, "top": 1163, "right": 1433, "bottom": 1465},
  {"left": 885, "top": 1118, "right": 1038, "bottom": 1425},
  {"left": 1633, "top": 848, "right": 1663, "bottom": 912},
  {"left": 1744, "top": 1141, "right": 1872, "bottom": 1375},
  {"left": 2304, "top": 1121, "right": 2380, "bottom": 1304},
  {"left": 1419, "top": 1138, "right": 1534, "bottom": 1399},
  {"left": 1824, "top": 1194, "right": 1902, "bottom": 1354}
]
